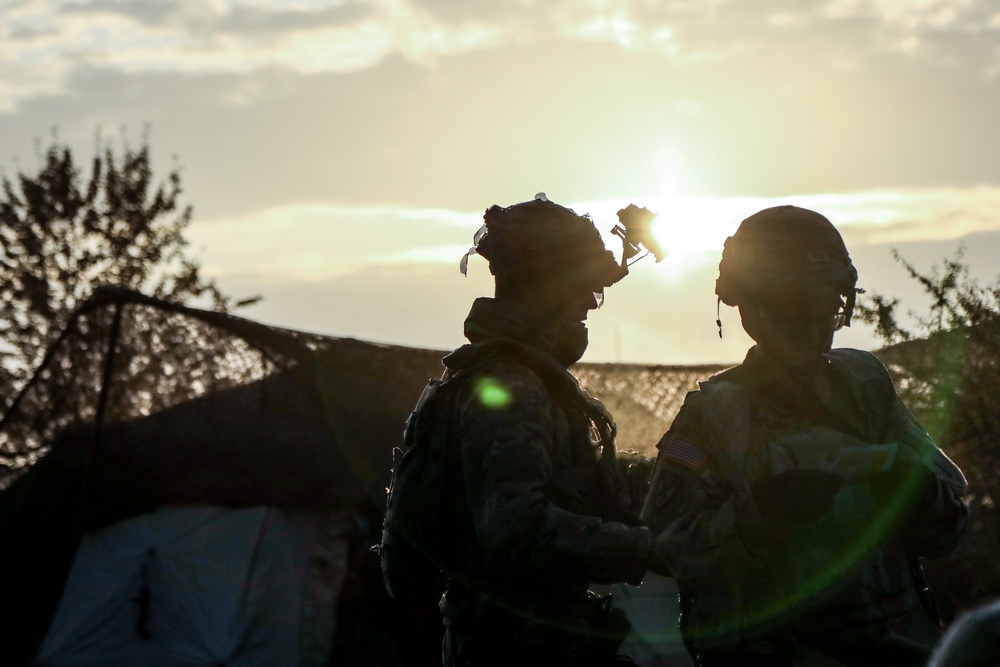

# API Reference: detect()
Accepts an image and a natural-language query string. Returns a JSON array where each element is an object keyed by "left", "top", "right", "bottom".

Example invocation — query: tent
[{"left": 0, "top": 287, "right": 719, "bottom": 666}]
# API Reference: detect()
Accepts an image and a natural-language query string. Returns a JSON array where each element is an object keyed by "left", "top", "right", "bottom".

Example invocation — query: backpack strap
[
  {"left": 442, "top": 338, "right": 617, "bottom": 446},
  {"left": 442, "top": 338, "right": 637, "bottom": 527}
]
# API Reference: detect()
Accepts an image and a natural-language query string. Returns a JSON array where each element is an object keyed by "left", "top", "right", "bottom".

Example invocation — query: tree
[
  {"left": 856, "top": 248, "right": 1000, "bottom": 615},
  {"left": 855, "top": 247, "right": 1000, "bottom": 441},
  {"left": 0, "top": 131, "right": 258, "bottom": 404}
]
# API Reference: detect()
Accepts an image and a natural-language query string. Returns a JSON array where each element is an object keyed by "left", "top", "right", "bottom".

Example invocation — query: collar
[{"left": 461, "top": 297, "right": 588, "bottom": 368}]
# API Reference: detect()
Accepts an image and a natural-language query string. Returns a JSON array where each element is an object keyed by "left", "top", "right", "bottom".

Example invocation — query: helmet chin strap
[
  {"left": 716, "top": 296, "right": 723, "bottom": 339},
  {"left": 843, "top": 287, "right": 864, "bottom": 326}
]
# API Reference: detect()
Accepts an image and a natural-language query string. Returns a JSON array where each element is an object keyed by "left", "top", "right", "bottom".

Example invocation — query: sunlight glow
[
  {"left": 627, "top": 150, "right": 738, "bottom": 269},
  {"left": 652, "top": 151, "right": 685, "bottom": 199},
  {"left": 650, "top": 197, "right": 733, "bottom": 254},
  {"left": 190, "top": 188, "right": 1000, "bottom": 286}
]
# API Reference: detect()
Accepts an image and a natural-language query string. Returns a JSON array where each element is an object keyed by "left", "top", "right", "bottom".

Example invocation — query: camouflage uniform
[
  {"left": 643, "top": 345, "right": 969, "bottom": 666},
  {"left": 439, "top": 296, "right": 653, "bottom": 667}
]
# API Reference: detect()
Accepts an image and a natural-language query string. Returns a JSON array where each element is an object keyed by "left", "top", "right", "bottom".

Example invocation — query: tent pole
[
  {"left": 91, "top": 302, "right": 124, "bottom": 455},
  {"left": 77, "top": 302, "right": 125, "bottom": 531}
]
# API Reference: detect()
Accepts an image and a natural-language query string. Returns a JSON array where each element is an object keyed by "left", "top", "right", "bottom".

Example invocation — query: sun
[
  {"left": 581, "top": 151, "right": 743, "bottom": 269},
  {"left": 649, "top": 197, "right": 729, "bottom": 256},
  {"left": 641, "top": 151, "right": 737, "bottom": 260}
]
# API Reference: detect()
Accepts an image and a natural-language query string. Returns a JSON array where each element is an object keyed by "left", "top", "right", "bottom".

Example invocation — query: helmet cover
[
  {"left": 470, "top": 196, "right": 626, "bottom": 291},
  {"left": 716, "top": 205, "right": 859, "bottom": 322}
]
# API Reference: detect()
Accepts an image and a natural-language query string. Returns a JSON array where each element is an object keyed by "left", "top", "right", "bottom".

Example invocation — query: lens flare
[{"left": 474, "top": 376, "right": 512, "bottom": 410}]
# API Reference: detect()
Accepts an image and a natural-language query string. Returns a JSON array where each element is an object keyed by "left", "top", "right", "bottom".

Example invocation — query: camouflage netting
[
  {"left": 0, "top": 287, "right": 444, "bottom": 503},
  {"left": 574, "top": 363, "right": 724, "bottom": 456},
  {"left": 0, "top": 286, "right": 717, "bottom": 665}
]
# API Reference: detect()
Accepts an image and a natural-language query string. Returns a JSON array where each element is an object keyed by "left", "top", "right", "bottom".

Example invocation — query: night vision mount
[{"left": 612, "top": 204, "right": 666, "bottom": 269}]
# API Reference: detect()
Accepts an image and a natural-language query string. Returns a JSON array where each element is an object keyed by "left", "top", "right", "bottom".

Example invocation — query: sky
[{"left": 2, "top": 0, "right": 1000, "bottom": 365}]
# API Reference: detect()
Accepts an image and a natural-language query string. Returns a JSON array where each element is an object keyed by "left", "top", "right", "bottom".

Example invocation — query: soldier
[
  {"left": 642, "top": 205, "right": 969, "bottom": 666},
  {"left": 413, "top": 195, "right": 656, "bottom": 666}
]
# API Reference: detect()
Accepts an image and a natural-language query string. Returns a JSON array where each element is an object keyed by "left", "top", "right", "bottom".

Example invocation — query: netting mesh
[
  {"left": 0, "top": 293, "right": 287, "bottom": 479},
  {"left": 0, "top": 287, "right": 462, "bottom": 512},
  {"left": 575, "top": 363, "right": 726, "bottom": 455}
]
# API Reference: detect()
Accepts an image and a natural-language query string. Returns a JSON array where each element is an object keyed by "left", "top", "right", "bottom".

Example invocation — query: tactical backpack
[
  {"left": 378, "top": 372, "right": 455, "bottom": 606},
  {"left": 378, "top": 339, "right": 622, "bottom": 606}
]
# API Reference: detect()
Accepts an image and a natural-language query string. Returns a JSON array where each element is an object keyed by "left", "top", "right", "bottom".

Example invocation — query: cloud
[
  {"left": 187, "top": 202, "right": 485, "bottom": 281},
  {"left": 796, "top": 188, "right": 1000, "bottom": 245},
  {"left": 821, "top": 0, "right": 995, "bottom": 31},
  {"left": 10, "top": 0, "right": 998, "bottom": 112},
  {"left": 185, "top": 185, "right": 1000, "bottom": 294},
  {"left": 4, "top": 40, "right": 1000, "bottom": 219},
  {"left": 58, "top": 0, "right": 371, "bottom": 36},
  {"left": 227, "top": 258, "right": 497, "bottom": 352},
  {"left": 3, "top": 1, "right": 1000, "bottom": 215},
  {"left": 220, "top": 222, "right": 1000, "bottom": 366},
  {"left": 818, "top": 0, "right": 1000, "bottom": 72},
  {"left": 0, "top": 0, "right": 504, "bottom": 109},
  {"left": 59, "top": 0, "right": 180, "bottom": 27},
  {"left": 570, "top": 188, "right": 1000, "bottom": 261}
]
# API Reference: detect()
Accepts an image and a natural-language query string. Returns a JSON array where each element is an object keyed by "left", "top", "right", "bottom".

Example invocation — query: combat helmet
[
  {"left": 461, "top": 194, "right": 627, "bottom": 294},
  {"left": 715, "top": 205, "right": 860, "bottom": 325}
]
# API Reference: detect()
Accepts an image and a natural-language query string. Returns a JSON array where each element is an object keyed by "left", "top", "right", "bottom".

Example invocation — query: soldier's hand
[{"left": 751, "top": 469, "right": 844, "bottom": 524}]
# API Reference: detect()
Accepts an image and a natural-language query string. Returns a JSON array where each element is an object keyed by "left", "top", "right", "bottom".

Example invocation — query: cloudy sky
[{"left": 2, "top": 0, "right": 999, "bottom": 365}]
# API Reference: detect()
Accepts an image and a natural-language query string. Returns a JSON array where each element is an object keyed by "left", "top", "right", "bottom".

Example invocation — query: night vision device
[{"left": 612, "top": 204, "right": 666, "bottom": 267}]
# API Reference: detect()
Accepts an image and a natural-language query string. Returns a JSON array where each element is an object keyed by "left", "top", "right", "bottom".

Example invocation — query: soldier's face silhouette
[
  {"left": 526, "top": 274, "right": 601, "bottom": 324},
  {"left": 740, "top": 294, "right": 845, "bottom": 370}
]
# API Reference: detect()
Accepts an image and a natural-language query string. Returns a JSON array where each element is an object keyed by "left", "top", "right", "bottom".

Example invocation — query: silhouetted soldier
[
  {"left": 395, "top": 196, "right": 657, "bottom": 666},
  {"left": 642, "top": 205, "right": 969, "bottom": 666}
]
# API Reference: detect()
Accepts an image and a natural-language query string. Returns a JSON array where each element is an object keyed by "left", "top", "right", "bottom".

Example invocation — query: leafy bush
[{"left": 857, "top": 248, "right": 1000, "bottom": 617}]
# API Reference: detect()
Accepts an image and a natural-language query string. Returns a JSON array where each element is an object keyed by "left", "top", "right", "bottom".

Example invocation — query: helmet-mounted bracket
[{"left": 612, "top": 205, "right": 667, "bottom": 271}]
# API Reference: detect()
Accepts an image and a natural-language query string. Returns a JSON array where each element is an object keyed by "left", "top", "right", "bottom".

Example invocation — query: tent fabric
[
  {"left": 594, "top": 574, "right": 693, "bottom": 667},
  {"left": 36, "top": 505, "right": 352, "bottom": 667}
]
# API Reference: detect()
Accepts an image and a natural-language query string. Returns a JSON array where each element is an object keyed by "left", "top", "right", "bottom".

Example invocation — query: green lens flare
[
  {"left": 475, "top": 376, "right": 512, "bottom": 410},
  {"left": 675, "top": 487, "right": 910, "bottom": 645}
]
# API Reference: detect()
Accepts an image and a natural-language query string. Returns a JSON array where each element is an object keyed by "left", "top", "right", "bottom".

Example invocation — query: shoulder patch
[{"left": 661, "top": 435, "right": 708, "bottom": 470}]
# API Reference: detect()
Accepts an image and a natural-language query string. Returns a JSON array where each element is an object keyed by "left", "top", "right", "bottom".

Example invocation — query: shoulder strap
[
  {"left": 443, "top": 338, "right": 617, "bottom": 445},
  {"left": 443, "top": 338, "right": 638, "bottom": 525}
]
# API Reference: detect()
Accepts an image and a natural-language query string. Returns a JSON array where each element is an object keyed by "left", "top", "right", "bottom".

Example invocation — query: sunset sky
[{"left": 2, "top": 0, "right": 999, "bottom": 365}]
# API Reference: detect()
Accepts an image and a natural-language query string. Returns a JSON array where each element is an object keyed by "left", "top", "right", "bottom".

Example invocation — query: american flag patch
[{"left": 662, "top": 435, "right": 707, "bottom": 470}]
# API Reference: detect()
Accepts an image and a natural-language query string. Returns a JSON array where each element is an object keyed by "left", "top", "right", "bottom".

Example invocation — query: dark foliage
[
  {"left": 0, "top": 131, "right": 257, "bottom": 405},
  {"left": 856, "top": 248, "right": 1000, "bottom": 616}
]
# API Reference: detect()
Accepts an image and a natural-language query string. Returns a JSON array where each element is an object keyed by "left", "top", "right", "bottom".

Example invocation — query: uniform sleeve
[
  {"left": 641, "top": 397, "right": 788, "bottom": 585},
  {"left": 456, "top": 360, "right": 651, "bottom": 587},
  {"left": 891, "top": 397, "right": 969, "bottom": 558},
  {"left": 616, "top": 449, "right": 654, "bottom": 515}
]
